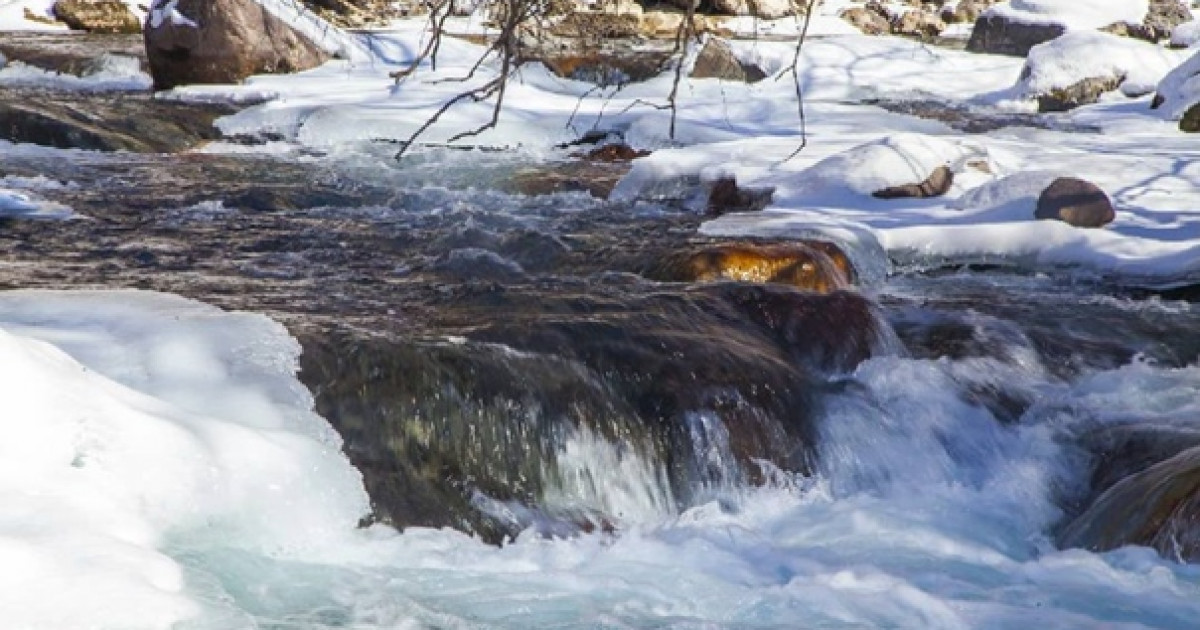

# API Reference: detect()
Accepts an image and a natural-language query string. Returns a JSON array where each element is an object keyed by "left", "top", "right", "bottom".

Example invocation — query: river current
[{"left": 4, "top": 139, "right": 1200, "bottom": 628}]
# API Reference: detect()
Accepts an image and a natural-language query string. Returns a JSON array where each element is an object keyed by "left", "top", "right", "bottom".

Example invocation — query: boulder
[
  {"left": 966, "top": 13, "right": 1065, "bottom": 56},
  {"left": 143, "top": 0, "right": 332, "bottom": 90},
  {"left": 1034, "top": 177, "right": 1116, "bottom": 228},
  {"left": 873, "top": 165, "right": 953, "bottom": 199},
  {"left": 1182, "top": 102, "right": 1200, "bottom": 133},
  {"left": 1123, "top": 0, "right": 1193, "bottom": 42},
  {"left": 1059, "top": 444, "right": 1200, "bottom": 562},
  {"left": 53, "top": 0, "right": 141, "bottom": 34},
  {"left": 689, "top": 37, "right": 767, "bottom": 83},
  {"left": 942, "top": 0, "right": 998, "bottom": 24},
  {"left": 649, "top": 241, "right": 855, "bottom": 293}
]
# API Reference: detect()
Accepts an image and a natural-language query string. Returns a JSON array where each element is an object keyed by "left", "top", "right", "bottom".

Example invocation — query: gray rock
[
  {"left": 144, "top": 0, "right": 332, "bottom": 90},
  {"left": 966, "top": 13, "right": 1065, "bottom": 57},
  {"left": 1034, "top": 177, "right": 1116, "bottom": 228},
  {"left": 1035, "top": 75, "right": 1124, "bottom": 112}
]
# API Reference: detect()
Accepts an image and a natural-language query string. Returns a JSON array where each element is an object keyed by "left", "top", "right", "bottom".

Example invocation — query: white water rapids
[{"left": 3, "top": 285, "right": 1200, "bottom": 629}]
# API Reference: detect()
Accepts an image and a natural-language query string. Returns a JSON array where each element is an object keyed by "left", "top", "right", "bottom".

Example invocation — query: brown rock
[
  {"left": 581, "top": 143, "right": 650, "bottom": 162},
  {"left": 892, "top": 9, "right": 946, "bottom": 38},
  {"left": 1035, "top": 75, "right": 1124, "bottom": 112},
  {"left": 144, "top": 0, "right": 333, "bottom": 90},
  {"left": 53, "top": 0, "right": 140, "bottom": 34},
  {"left": 872, "top": 165, "right": 953, "bottom": 199},
  {"left": 841, "top": 6, "right": 891, "bottom": 35},
  {"left": 1035, "top": 177, "right": 1116, "bottom": 228},
  {"left": 690, "top": 38, "right": 767, "bottom": 83},
  {"left": 1181, "top": 102, "right": 1200, "bottom": 132},
  {"left": 705, "top": 177, "right": 774, "bottom": 215},
  {"left": 651, "top": 241, "right": 855, "bottom": 293}
]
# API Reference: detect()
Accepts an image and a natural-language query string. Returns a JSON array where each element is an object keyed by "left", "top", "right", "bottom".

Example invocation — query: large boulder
[
  {"left": 143, "top": 0, "right": 332, "bottom": 90},
  {"left": 53, "top": 0, "right": 141, "bottom": 33},
  {"left": 1034, "top": 177, "right": 1116, "bottom": 228},
  {"left": 965, "top": 13, "right": 1065, "bottom": 56}
]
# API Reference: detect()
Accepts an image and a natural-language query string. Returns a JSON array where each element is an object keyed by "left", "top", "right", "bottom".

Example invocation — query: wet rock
[
  {"left": 648, "top": 240, "right": 855, "bottom": 293},
  {"left": 0, "top": 88, "right": 233, "bottom": 152},
  {"left": 690, "top": 38, "right": 766, "bottom": 83},
  {"left": 1059, "top": 443, "right": 1200, "bottom": 562},
  {"left": 872, "top": 165, "right": 954, "bottom": 199},
  {"left": 1035, "top": 75, "right": 1124, "bottom": 112},
  {"left": 53, "top": 0, "right": 141, "bottom": 34},
  {"left": 1034, "top": 177, "right": 1116, "bottom": 228},
  {"left": 0, "top": 32, "right": 147, "bottom": 77},
  {"left": 428, "top": 248, "right": 529, "bottom": 283},
  {"left": 299, "top": 284, "right": 883, "bottom": 541},
  {"left": 966, "top": 13, "right": 1065, "bottom": 57},
  {"left": 705, "top": 177, "right": 774, "bottom": 215},
  {"left": 144, "top": 0, "right": 332, "bottom": 90}
]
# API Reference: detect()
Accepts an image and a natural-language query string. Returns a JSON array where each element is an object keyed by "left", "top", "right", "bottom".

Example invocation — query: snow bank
[
  {"left": 1171, "top": 19, "right": 1200, "bottom": 48},
  {"left": 0, "top": 290, "right": 370, "bottom": 629},
  {"left": 987, "top": 0, "right": 1148, "bottom": 30},
  {"left": 1155, "top": 48, "right": 1200, "bottom": 119},
  {"left": 1019, "top": 30, "right": 1188, "bottom": 99}
]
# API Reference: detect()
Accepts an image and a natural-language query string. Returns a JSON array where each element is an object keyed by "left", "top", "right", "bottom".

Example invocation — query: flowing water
[{"left": 5, "top": 137, "right": 1200, "bottom": 628}]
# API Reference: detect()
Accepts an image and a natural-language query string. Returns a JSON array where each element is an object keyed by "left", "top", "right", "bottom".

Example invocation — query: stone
[
  {"left": 1138, "top": 0, "right": 1192, "bottom": 42},
  {"left": 705, "top": 177, "right": 774, "bottom": 215},
  {"left": 53, "top": 0, "right": 140, "bottom": 34},
  {"left": 1181, "top": 102, "right": 1200, "bottom": 133},
  {"left": 1035, "top": 75, "right": 1124, "bottom": 112},
  {"left": 892, "top": 9, "right": 946, "bottom": 38},
  {"left": 840, "top": 6, "right": 891, "bottom": 35},
  {"left": 942, "top": 0, "right": 996, "bottom": 24},
  {"left": 872, "top": 165, "right": 954, "bottom": 199},
  {"left": 1059, "top": 444, "right": 1200, "bottom": 562},
  {"left": 144, "top": 0, "right": 332, "bottom": 90},
  {"left": 689, "top": 37, "right": 767, "bottom": 83},
  {"left": 650, "top": 240, "right": 855, "bottom": 293},
  {"left": 966, "top": 13, "right": 1066, "bottom": 57},
  {"left": 580, "top": 143, "right": 650, "bottom": 162},
  {"left": 537, "top": 50, "right": 672, "bottom": 86},
  {"left": 711, "top": 0, "right": 794, "bottom": 19},
  {"left": 1034, "top": 177, "right": 1116, "bottom": 228}
]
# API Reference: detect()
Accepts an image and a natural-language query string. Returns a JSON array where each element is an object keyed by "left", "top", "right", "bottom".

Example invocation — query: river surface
[{"left": 5, "top": 135, "right": 1200, "bottom": 628}]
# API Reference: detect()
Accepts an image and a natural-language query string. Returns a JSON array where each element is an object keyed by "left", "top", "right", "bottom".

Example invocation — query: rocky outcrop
[
  {"left": 1034, "top": 177, "right": 1116, "bottom": 228},
  {"left": 143, "top": 0, "right": 332, "bottom": 90},
  {"left": 873, "top": 165, "right": 954, "bottom": 199},
  {"left": 690, "top": 38, "right": 767, "bottom": 83},
  {"left": 649, "top": 241, "right": 856, "bottom": 293},
  {"left": 966, "top": 13, "right": 1065, "bottom": 56},
  {"left": 53, "top": 0, "right": 141, "bottom": 34}
]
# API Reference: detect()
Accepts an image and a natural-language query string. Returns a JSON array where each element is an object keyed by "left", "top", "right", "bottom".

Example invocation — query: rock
[
  {"left": 1059, "top": 444, "right": 1200, "bottom": 562},
  {"left": 0, "top": 88, "right": 233, "bottom": 152},
  {"left": 873, "top": 165, "right": 954, "bottom": 199},
  {"left": 580, "top": 143, "right": 650, "bottom": 162},
  {"left": 143, "top": 0, "right": 332, "bottom": 90},
  {"left": 1035, "top": 75, "right": 1124, "bottom": 112},
  {"left": 649, "top": 240, "right": 855, "bottom": 293},
  {"left": 711, "top": 0, "right": 794, "bottom": 19},
  {"left": 942, "top": 0, "right": 998, "bottom": 24},
  {"left": 705, "top": 177, "right": 774, "bottom": 214},
  {"left": 550, "top": 11, "right": 642, "bottom": 39},
  {"left": 1182, "top": 102, "right": 1200, "bottom": 132},
  {"left": 840, "top": 6, "right": 891, "bottom": 35},
  {"left": 1034, "top": 177, "right": 1116, "bottom": 228},
  {"left": 536, "top": 50, "right": 672, "bottom": 85},
  {"left": 966, "top": 13, "right": 1066, "bottom": 56},
  {"left": 53, "top": 0, "right": 141, "bottom": 34},
  {"left": 690, "top": 37, "right": 767, "bottom": 83},
  {"left": 892, "top": 9, "right": 946, "bottom": 38},
  {"left": 1126, "top": 0, "right": 1193, "bottom": 42}
]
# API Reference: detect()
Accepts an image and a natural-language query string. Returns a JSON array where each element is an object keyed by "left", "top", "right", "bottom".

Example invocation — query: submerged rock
[
  {"left": 649, "top": 240, "right": 855, "bottom": 292},
  {"left": 1035, "top": 177, "right": 1116, "bottom": 228},
  {"left": 144, "top": 0, "right": 332, "bottom": 90}
]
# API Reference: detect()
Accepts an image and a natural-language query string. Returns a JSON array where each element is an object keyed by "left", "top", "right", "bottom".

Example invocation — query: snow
[
  {"left": 148, "top": 0, "right": 197, "bottom": 29},
  {"left": 1017, "top": 30, "right": 1188, "bottom": 99},
  {"left": 1171, "top": 19, "right": 1200, "bottom": 48},
  {"left": 0, "top": 54, "right": 152, "bottom": 92},
  {"left": 1155, "top": 48, "right": 1200, "bottom": 120},
  {"left": 986, "top": 0, "right": 1149, "bottom": 31}
]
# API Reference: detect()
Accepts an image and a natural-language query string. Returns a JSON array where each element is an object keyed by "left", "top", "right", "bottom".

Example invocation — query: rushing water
[{"left": 5, "top": 139, "right": 1200, "bottom": 628}]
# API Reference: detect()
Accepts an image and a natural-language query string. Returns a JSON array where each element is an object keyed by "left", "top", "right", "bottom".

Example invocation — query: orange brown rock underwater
[{"left": 650, "top": 241, "right": 856, "bottom": 293}]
